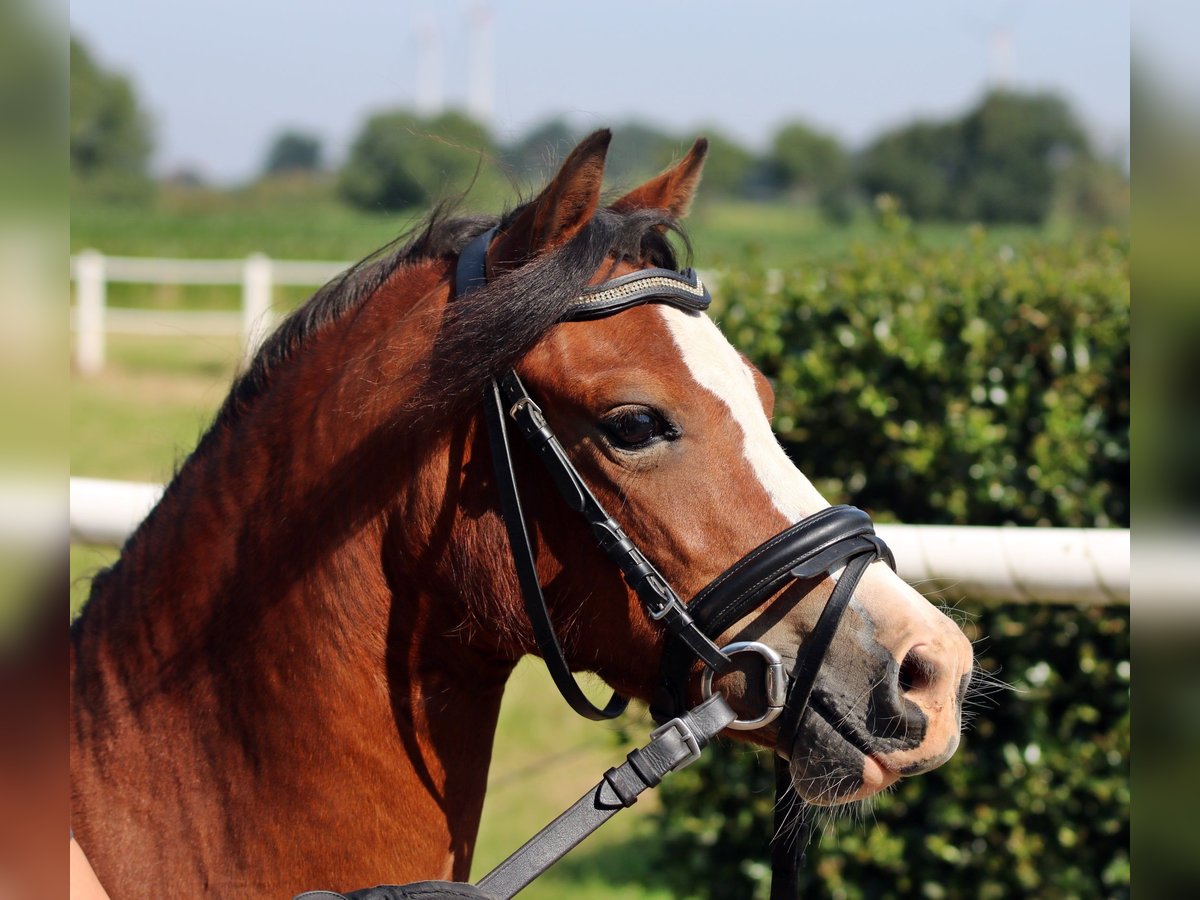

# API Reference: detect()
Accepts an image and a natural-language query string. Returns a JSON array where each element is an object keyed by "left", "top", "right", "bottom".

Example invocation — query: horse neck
[{"left": 72, "top": 263, "right": 515, "bottom": 885}]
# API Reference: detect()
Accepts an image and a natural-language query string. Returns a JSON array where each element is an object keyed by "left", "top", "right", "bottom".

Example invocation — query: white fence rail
[
  {"left": 69, "top": 477, "right": 1131, "bottom": 608},
  {"left": 67, "top": 254, "right": 736, "bottom": 376},
  {"left": 67, "top": 256, "right": 1139, "bottom": 610},
  {"left": 69, "top": 252, "right": 353, "bottom": 374}
]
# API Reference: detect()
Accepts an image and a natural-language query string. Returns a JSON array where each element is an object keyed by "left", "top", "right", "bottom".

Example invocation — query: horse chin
[{"left": 787, "top": 707, "right": 901, "bottom": 806}]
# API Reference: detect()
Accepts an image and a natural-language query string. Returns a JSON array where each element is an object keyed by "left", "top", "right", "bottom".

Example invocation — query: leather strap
[
  {"left": 482, "top": 377, "right": 627, "bottom": 720},
  {"left": 296, "top": 885, "right": 490, "bottom": 900},
  {"left": 768, "top": 548, "right": 881, "bottom": 898},
  {"left": 497, "top": 372, "right": 732, "bottom": 675},
  {"left": 454, "top": 227, "right": 711, "bottom": 323},
  {"left": 690, "top": 508, "right": 883, "bottom": 640},
  {"left": 651, "top": 508, "right": 891, "bottom": 724},
  {"left": 460, "top": 225, "right": 625, "bottom": 719},
  {"left": 475, "top": 695, "right": 736, "bottom": 899},
  {"left": 453, "top": 226, "right": 497, "bottom": 296},
  {"left": 565, "top": 267, "right": 710, "bottom": 320},
  {"left": 774, "top": 551, "right": 875, "bottom": 761}
]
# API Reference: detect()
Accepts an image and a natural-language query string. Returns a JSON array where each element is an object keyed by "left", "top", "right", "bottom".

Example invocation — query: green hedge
[{"left": 651, "top": 222, "right": 1129, "bottom": 898}]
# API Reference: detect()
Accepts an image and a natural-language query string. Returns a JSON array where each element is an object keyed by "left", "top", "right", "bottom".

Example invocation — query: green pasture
[
  {"left": 69, "top": 334, "right": 675, "bottom": 898},
  {"left": 70, "top": 196, "right": 1064, "bottom": 335},
  {"left": 70, "top": 195, "right": 1063, "bottom": 315},
  {"left": 72, "top": 196, "right": 1053, "bottom": 265}
]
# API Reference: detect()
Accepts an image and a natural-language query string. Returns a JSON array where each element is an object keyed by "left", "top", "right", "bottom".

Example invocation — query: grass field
[
  {"left": 73, "top": 196, "right": 1050, "bottom": 265},
  {"left": 69, "top": 333, "right": 678, "bottom": 898},
  {"left": 71, "top": 193, "right": 1064, "bottom": 314}
]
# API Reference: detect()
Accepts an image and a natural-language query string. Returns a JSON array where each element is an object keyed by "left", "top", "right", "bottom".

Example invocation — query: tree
[
  {"left": 857, "top": 120, "right": 963, "bottom": 220},
  {"left": 502, "top": 118, "right": 579, "bottom": 181},
  {"left": 262, "top": 130, "right": 323, "bottom": 176},
  {"left": 960, "top": 90, "right": 1090, "bottom": 222},
  {"left": 339, "top": 109, "right": 497, "bottom": 212},
  {"left": 859, "top": 90, "right": 1093, "bottom": 223},
  {"left": 70, "top": 36, "right": 153, "bottom": 192},
  {"left": 767, "top": 121, "right": 853, "bottom": 220},
  {"left": 604, "top": 122, "right": 682, "bottom": 187},
  {"left": 1053, "top": 157, "right": 1130, "bottom": 225},
  {"left": 692, "top": 129, "right": 757, "bottom": 199}
]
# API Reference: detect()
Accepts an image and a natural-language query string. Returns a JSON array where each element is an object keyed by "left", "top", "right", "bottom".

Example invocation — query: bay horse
[{"left": 71, "top": 131, "right": 974, "bottom": 898}]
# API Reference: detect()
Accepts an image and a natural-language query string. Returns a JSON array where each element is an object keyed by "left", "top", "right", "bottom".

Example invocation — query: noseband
[{"left": 457, "top": 227, "right": 896, "bottom": 896}]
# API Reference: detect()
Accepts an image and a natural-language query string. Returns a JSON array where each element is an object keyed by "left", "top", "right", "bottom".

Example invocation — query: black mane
[
  {"left": 214, "top": 200, "right": 690, "bottom": 431},
  {"left": 77, "top": 200, "right": 692, "bottom": 621}
]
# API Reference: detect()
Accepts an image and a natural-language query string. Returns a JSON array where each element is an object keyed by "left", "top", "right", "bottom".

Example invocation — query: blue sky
[{"left": 71, "top": 0, "right": 1129, "bottom": 183}]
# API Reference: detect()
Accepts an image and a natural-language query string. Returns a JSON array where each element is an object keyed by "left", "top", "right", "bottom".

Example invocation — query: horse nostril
[{"left": 898, "top": 647, "right": 936, "bottom": 695}]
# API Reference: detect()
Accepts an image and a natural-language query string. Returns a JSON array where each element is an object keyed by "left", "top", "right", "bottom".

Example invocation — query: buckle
[
  {"left": 649, "top": 716, "right": 702, "bottom": 771},
  {"left": 699, "top": 641, "right": 787, "bottom": 731},
  {"left": 509, "top": 396, "right": 544, "bottom": 425},
  {"left": 643, "top": 575, "right": 680, "bottom": 620}
]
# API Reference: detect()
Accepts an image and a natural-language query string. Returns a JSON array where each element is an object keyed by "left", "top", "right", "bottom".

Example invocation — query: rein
[{"left": 456, "top": 228, "right": 896, "bottom": 898}]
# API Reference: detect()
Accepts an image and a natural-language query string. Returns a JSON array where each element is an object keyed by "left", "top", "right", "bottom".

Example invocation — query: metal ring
[{"left": 700, "top": 641, "right": 787, "bottom": 731}]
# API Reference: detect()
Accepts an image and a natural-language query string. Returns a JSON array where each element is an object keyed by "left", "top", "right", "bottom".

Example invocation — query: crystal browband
[{"left": 564, "top": 267, "right": 711, "bottom": 321}]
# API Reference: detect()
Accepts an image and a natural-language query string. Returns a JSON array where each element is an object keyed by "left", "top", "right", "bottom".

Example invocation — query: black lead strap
[{"left": 477, "top": 694, "right": 736, "bottom": 898}]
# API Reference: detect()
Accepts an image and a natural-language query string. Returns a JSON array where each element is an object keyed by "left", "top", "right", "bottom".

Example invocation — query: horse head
[{"left": 423, "top": 130, "right": 974, "bottom": 806}]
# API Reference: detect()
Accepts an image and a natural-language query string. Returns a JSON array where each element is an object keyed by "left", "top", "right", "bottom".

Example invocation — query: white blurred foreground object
[
  {"left": 876, "top": 524, "right": 1130, "bottom": 606},
  {"left": 68, "top": 253, "right": 352, "bottom": 373},
  {"left": 68, "top": 477, "right": 1141, "bottom": 608},
  {"left": 68, "top": 478, "right": 163, "bottom": 547}
]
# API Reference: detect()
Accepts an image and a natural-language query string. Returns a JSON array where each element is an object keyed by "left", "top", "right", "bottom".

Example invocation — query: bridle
[
  {"left": 295, "top": 228, "right": 900, "bottom": 900},
  {"left": 458, "top": 227, "right": 897, "bottom": 898}
]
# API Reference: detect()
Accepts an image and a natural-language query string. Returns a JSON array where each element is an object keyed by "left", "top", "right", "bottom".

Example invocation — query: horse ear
[
  {"left": 488, "top": 129, "right": 612, "bottom": 272},
  {"left": 610, "top": 137, "right": 708, "bottom": 218}
]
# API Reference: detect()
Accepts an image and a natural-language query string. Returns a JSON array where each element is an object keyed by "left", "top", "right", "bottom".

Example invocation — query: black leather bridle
[{"left": 457, "top": 227, "right": 897, "bottom": 898}]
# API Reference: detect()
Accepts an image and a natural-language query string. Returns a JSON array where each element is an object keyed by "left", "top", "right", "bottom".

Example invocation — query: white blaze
[
  {"left": 660, "top": 311, "right": 970, "bottom": 720},
  {"left": 660, "top": 306, "right": 953, "bottom": 669},
  {"left": 659, "top": 307, "right": 828, "bottom": 522}
]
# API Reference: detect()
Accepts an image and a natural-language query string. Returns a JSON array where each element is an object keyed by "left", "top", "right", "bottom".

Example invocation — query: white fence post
[
  {"left": 75, "top": 250, "right": 107, "bottom": 375},
  {"left": 241, "top": 253, "right": 274, "bottom": 367}
]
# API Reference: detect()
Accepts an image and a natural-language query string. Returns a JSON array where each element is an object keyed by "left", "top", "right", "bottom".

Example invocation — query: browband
[
  {"left": 567, "top": 267, "right": 709, "bottom": 320},
  {"left": 453, "top": 226, "right": 711, "bottom": 323}
]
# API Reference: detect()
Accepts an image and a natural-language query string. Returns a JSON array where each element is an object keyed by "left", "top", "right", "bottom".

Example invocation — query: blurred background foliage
[
  {"left": 718, "top": 211, "right": 1129, "bottom": 529},
  {"left": 652, "top": 221, "right": 1129, "bottom": 899},
  {"left": 69, "top": 36, "right": 154, "bottom": 204}
]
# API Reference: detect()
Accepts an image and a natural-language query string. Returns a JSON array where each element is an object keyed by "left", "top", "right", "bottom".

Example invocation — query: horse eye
[{"left": 601, "top": 406, "right": 675, "bottom": 449}]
